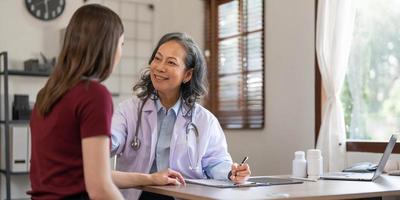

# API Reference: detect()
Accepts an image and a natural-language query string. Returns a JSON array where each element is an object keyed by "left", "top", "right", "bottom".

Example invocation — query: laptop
[{"left": 320, "top": 134, "right": 398, "bottom": 181}]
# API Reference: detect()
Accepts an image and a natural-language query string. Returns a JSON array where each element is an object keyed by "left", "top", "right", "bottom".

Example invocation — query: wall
[
  {"left": 153, "top": 0, "right": 204, "bottom": 48},
  {"left": 0, "top": 0, "right": 320, "bottom": 198},
  {"left": 4, "top": 0, "right": 393, "bottom": 199},
  {"left": 225, "top": 0, "right": 316, "bottom": 176},
  {"left": 0, "top": 1, "right": 86, "bottom": 65},
  {"left": 0, "top": 0, "right": 204, "bottom": 67}
]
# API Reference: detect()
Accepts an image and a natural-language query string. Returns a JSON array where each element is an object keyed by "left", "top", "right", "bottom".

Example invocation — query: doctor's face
[{"left": 150, "top": 40, "right": 193, "bottom": 97}]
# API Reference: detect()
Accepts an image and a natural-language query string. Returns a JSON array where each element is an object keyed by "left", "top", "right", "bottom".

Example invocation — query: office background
[{"left": 0, "top": 0, "right": 398, "bottom": 199}]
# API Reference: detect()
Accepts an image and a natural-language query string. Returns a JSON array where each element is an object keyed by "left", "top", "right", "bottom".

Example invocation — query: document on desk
[{"left": 186, "top": 179, "right": 264, "bottom": 188}]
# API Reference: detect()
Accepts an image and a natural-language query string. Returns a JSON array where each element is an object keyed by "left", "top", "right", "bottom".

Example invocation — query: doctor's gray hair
[{"left": 133, "top": 32, "right": 208, "bottom": 107}]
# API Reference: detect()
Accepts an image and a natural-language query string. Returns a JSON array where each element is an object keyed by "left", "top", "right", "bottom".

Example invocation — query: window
[
  {"left": 342, "top": 0, "right": 400, "bottom": 141},
  {"left": 316, "top": 0, "right": 400, "bottom": 153},
  {"left": 205, "top": 0, "right": 265, "bottom": 129}
]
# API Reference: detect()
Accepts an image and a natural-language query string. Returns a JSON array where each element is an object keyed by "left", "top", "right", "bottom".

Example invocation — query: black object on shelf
[
  {"left": 24, "top": 59, "right": 39, "bottom": 72},
  {"left": 23, "top": 53, "right": 55, "bottom": 74},
  {"left": 12, "top": 94, "right": 31, "bottom": 120}
]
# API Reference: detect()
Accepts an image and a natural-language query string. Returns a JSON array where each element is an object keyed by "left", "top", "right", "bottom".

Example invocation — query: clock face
[{"left": 25, "top": 0, "right": 65, "bottom": 21}]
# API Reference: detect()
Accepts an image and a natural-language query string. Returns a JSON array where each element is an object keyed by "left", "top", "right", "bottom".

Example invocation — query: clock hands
[
  {"left": 31, "top": 0, "right": 45, "bottom": 6},
  {"left": 44, "top": 0, "right": 49, "bottom": 20}
]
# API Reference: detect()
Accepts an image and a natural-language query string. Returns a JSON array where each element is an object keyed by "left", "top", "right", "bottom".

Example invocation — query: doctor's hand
[
  {"left": 150, "top": 168, "right": 186, "bottom": 186},
  {"left": 230, "top": 163, "right": 251, "bottom": 184}
]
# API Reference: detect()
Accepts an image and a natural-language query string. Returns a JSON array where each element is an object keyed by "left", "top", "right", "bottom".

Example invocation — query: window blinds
[{"left": 207, "top": 0, "right": 264, "bottom": 129}]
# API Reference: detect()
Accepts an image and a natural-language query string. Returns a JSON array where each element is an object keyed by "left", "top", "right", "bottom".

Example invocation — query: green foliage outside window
[{"left": 342, "top": 0, "right": 400, "bottom": 141}]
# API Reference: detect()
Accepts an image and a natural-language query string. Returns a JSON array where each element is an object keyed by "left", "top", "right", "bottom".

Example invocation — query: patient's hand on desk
[
  {"left": 230, "top": 163, "right": 251, "bottom": 184},
  {"left": 150, "top": 169, "right": 186, "bottom": 186}
]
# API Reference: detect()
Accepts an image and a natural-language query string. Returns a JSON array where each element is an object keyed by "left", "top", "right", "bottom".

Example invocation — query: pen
[
  {"left": 240, "top": 156, "right": 249, "bottom": 166},
  {"left": 233, "top": 156, "right": 249, "bottom": 184}
]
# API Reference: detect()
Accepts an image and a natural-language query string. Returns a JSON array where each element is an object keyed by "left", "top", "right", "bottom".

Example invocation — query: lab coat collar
[
  {"left": 141, "top": 95, "right": 156, "bottom": 113},
  {"left": 142, "top": 94, "right": 192, "bottom": 118}
]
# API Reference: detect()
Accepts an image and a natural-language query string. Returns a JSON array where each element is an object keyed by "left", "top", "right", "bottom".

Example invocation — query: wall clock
[{"left": 25, "top": 0, "right": 65, "bottom": 21}]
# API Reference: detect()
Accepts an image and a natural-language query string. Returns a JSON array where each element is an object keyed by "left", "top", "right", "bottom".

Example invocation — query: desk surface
[{"left": 137, "top": 175, "right": 400, "bottom": 200}]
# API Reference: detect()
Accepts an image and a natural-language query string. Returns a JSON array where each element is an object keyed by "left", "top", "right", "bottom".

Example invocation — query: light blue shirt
[{"left": 149, "top": 98, "right": 181, "bottom": 173}]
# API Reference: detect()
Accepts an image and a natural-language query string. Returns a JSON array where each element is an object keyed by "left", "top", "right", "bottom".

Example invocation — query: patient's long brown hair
[{"left": 35, "top": 4, "right": 123, "bottom": 116}]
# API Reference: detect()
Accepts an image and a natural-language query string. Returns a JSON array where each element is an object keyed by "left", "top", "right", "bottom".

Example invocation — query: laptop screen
[{"left": 372, "top": 134, "right": 398, "bottom": 180}]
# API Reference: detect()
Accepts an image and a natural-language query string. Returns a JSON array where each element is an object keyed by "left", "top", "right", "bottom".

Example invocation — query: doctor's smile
[{"left": 153, "top": 74, "right": 169, "bottom": 81}]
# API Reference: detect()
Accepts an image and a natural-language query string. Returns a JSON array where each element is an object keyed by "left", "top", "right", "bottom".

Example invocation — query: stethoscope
[{"left": 130, "top": 95, "right": 201, "bottom": 170}]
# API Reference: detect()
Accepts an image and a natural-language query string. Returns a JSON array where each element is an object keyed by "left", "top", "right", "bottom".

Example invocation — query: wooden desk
[{"left": 137, "top": 175, "right": 400, "bottom": 200}]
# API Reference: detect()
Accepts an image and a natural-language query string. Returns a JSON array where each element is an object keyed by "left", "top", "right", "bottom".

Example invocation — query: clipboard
[
  {"left": 186, "top": 177, "right": 303, "bottom": 188},
  {"left": 186, "top": 179, "right": 265, "bottom": 188}
]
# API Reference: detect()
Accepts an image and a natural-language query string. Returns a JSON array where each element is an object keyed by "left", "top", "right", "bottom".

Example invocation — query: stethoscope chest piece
[{"left": 131, "top": 135, "right": 141, "bottom": 150}]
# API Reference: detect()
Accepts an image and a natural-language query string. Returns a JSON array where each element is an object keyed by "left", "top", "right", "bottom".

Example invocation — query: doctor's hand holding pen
[
  {"left": 150, "top": 168, "right": 186, "bottom": 186},
  {"left": 230, "top": 157, "right": 251, "bottom": 184}
]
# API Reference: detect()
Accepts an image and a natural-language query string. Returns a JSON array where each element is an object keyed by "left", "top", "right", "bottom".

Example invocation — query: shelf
[
  {"left": 0, "top": 169, "right": 29, "bottom": 175},
  {"left": 0, "top": 120, "right": 29, "bottom": 125},
  {"left": 0, "top": 70, "right": 50, "bottom": 77},
  {"left": 0, "top": 52, "right": 37, "bottom": 199}
]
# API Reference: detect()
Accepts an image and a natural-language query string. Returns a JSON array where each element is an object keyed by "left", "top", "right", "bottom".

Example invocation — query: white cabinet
[{"left": 0, "top": 125, "right": 30, "bottom": 172}]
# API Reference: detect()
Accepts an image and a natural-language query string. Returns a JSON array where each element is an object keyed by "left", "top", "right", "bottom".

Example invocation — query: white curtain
[{"left": 316, "top": 0, "right": 356, "bottom": 172}]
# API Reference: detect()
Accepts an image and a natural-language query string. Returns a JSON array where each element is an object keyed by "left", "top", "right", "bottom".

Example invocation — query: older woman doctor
[{"left": 111, "top": 32, "right": 251, "bottom": 199}]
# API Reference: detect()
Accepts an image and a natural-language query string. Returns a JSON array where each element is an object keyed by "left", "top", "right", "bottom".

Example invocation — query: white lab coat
[{"left": 111, "top": 97, "right": 232, "bottom": 199}]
